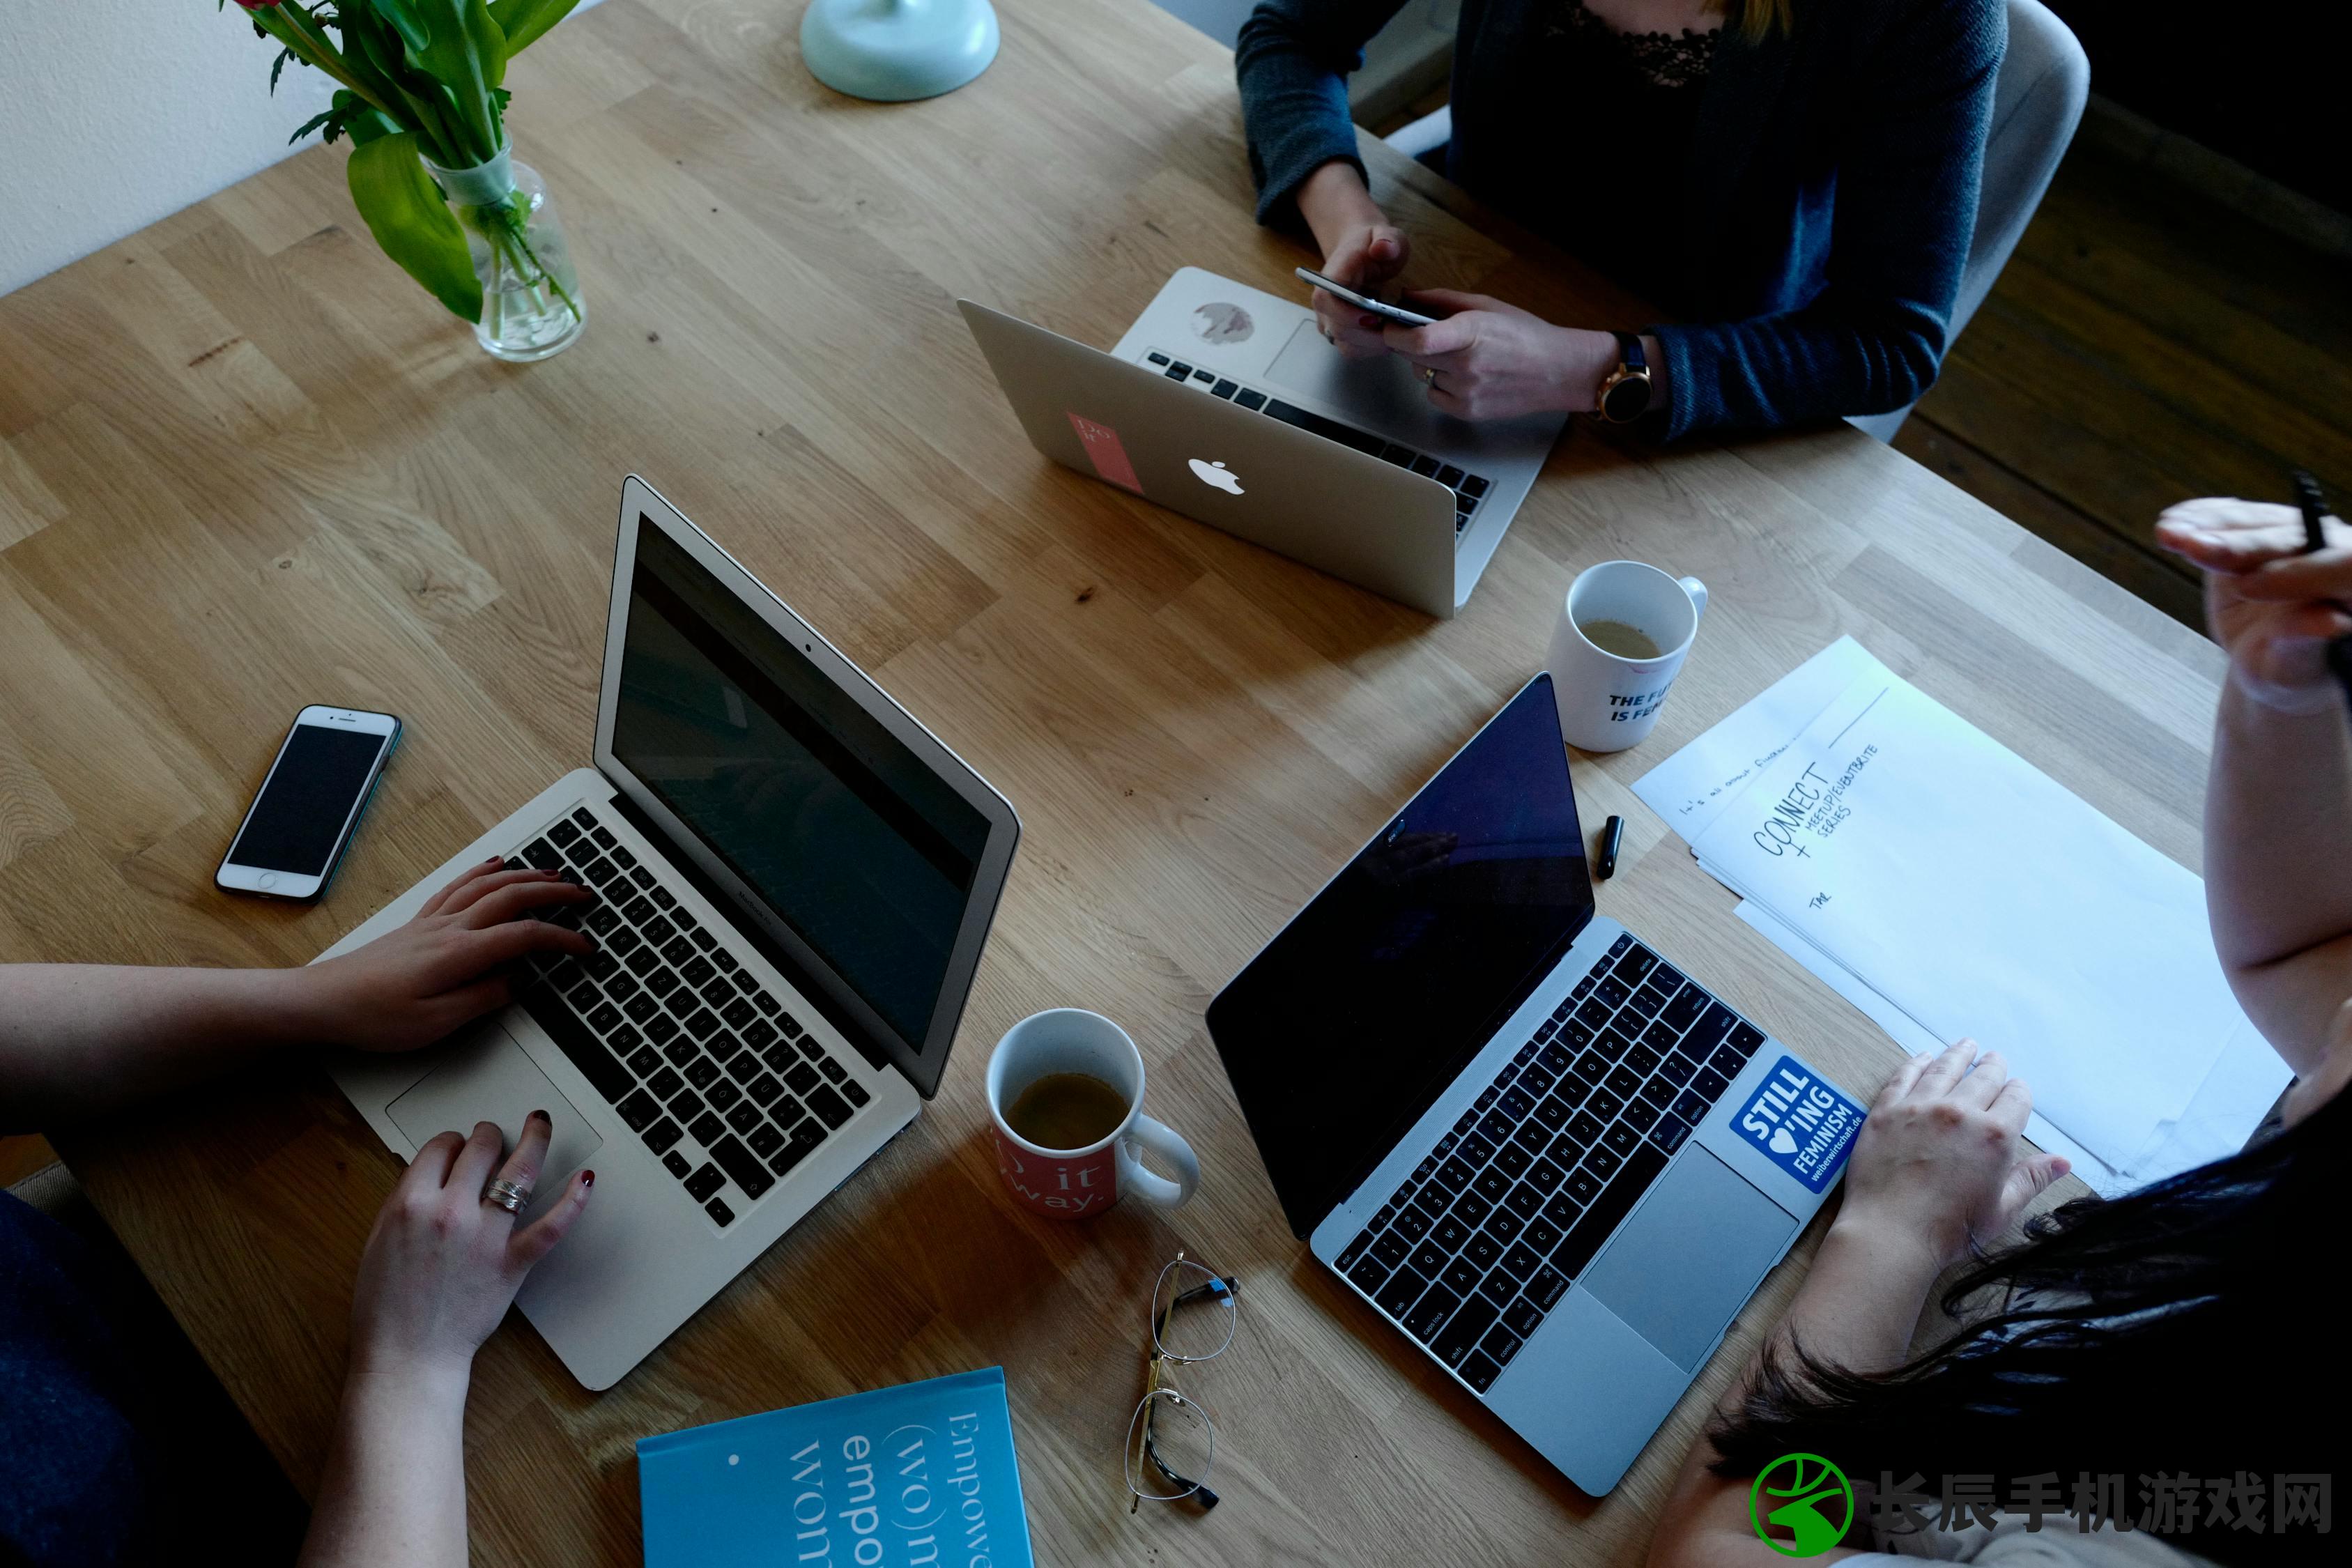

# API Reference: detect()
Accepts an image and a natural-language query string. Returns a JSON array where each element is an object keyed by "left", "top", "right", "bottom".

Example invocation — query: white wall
[
  {"left": 0, "top": 2, "right": 339, "bottom": 295},
  {"left": 0, "top": 0, "right": 601, "bottom": 298}
]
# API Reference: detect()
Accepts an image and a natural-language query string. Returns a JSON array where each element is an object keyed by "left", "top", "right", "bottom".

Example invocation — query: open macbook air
[
  {"left": 960, "top": 268, "right": 1567, "bottom": 617},
  {"left": 1207, "top": 675, "right": 1863, "bottom": 1493},
  {"left": 318, "top": 476, "right": 1020, "bottom": 1389}
]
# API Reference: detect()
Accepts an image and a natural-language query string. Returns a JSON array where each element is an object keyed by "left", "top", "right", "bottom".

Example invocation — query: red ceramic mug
[{"left": 986, "top": 1009, "right": 1199, "bottom": 1220}]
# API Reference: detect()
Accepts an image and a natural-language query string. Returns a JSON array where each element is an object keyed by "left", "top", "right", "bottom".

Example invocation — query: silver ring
[{"left": 484, "top": 1178, "right": 530, "bottom": 1215}]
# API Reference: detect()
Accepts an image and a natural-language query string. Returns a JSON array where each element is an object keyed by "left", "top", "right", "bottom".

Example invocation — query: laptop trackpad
[
  {"left": 1579, "top": 1147, "right": 1797, "bottom": 1371},
  {"left": 386, "top": 1017, "right": 602, "bottom": 1221},
  {"left": 1264, "top": 318, "right": 1447, "bottom": 437}
]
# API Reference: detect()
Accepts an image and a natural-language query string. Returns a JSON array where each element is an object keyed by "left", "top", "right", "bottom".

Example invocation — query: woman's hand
[
  {"left": 1295, "top": 161, "right": 1409, "bottom": 359},
  {"left": 1382, "top": 291, "right": 1619, "bottom": 421},
  {"left": 293, "top": 859, "right": 593, "bottom": 1053},
  {"left": 349, "top": 1113, "right": 594, "bottom": 1380},
  {"left": 2156, "top": 496, "right": 2352, "bottom": 714},
  {"left": 1836, "top": 1040, "right": 2070, "bottom": 1273}
]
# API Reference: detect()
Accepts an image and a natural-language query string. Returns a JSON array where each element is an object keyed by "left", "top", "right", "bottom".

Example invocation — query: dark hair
[{"left": 1709, "top": 1080, "right": 2345, "bottom": 1565}]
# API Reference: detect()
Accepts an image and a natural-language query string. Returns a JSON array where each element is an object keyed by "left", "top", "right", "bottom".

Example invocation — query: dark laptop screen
[
  {"left": 1207, "top": 678, "right": 1593, "bottom": 1237},
  {"left": 610, "top": 523, "right": 992, "bottom": 1050}
]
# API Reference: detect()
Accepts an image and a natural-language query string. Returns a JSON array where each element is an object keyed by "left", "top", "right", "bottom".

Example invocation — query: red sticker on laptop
[{"left": 1067, "top": 412, "right": 1144, "bottom": 494}]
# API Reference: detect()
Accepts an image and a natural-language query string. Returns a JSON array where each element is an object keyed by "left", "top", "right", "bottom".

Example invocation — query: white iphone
[
  {"left": 1294, "top": 266, "right": 1438, "bottom": 328},
  {"left": 215, "top": 705, "right": 403, "bottom": 900}
]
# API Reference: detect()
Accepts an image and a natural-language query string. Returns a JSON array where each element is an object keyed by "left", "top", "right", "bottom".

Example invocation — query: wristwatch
[{"left": 1594, "top": 332, "right": 1655, "bottom": 424}]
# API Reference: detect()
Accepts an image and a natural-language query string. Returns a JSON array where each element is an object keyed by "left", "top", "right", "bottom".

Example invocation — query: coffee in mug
[
  {"left": 1542, "top": 559, "right": 1708, "bottom": 752},
  {"left": 1005, "top": 1071, "right": 1130, "bottom": 1150},
  {"left": 986, "top": 1009, "right": 1200, "bottom": 1220},
  {"left": 1573, "top": 618, "right": 1663, "bottom": 661}
]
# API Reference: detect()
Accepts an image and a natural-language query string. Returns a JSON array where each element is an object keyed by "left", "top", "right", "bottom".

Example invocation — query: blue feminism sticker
[{"left": 1735, "top": 1056, "right": 1865, "bottom": 1193}]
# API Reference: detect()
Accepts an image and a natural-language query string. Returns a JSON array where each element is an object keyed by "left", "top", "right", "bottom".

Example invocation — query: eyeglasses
[{"left": 1123, "top": 1252, "right": 1238, "bottom": 1512}]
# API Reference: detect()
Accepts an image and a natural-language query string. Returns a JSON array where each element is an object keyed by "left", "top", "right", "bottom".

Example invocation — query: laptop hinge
[{"left": 603, "top": 787, "right": 897, "bottom": 1081}]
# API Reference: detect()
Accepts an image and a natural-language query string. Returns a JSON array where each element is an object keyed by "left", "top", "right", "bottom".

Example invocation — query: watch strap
[{"left": 1612, "top": 331, "right": 1646, "bottom": 373}]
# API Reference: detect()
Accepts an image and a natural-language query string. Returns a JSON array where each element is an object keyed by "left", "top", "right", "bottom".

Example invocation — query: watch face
[{"left": 1601, "top": 374, "right": 1651, "bottom": 423}]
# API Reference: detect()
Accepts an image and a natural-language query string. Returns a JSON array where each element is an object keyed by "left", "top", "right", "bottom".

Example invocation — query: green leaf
[
  {"left": 288, "top": 107, "right": 341, "bottom": 144},
  {"left": 485, "top": 0, "right": 576, "bottom": 57},
  {"left": 270, "top": 47, "right": 292, "bottom": 93},
  {"left": 336, "top": 87, "right": 405, "bottom": 147},
  {"left": 368, "top": 0, "right": 433, "bottom": 54},
  {"left": 346, "top": 131, "right": 482, "bottom": 322}
]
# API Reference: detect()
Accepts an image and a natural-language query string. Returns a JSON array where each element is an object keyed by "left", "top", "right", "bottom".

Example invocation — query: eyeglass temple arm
[{"left": 1139, "top": 1413, "right": 1221, "bottom": 1511}]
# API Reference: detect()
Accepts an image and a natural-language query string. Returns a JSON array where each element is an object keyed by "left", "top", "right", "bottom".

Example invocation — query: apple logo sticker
[
  {"left": 1191, "top": 302, "right": 1254, "bottom": 346},
  {"left": 1188, "top": 459, "right": 1245, "bottom": 495}
]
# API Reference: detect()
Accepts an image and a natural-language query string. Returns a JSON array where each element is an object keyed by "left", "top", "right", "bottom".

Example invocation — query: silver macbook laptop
[
  {"left": 318, "top": 476, "right": 1020, "bottom": 1389},
  {"left": 1207, "top": 675, "right": 1862, "bottom": 1494},
  {"left": 960, "top": 268, "right": 1566, "bottom": 617}
]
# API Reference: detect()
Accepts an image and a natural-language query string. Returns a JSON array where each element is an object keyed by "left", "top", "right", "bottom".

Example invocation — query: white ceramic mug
[
  {"left": 985, "top": 1009, "right": 1199, "bottom": 1220},
  {"left": 1543, "top": 560, "right": 1709, "bottom": 752}
]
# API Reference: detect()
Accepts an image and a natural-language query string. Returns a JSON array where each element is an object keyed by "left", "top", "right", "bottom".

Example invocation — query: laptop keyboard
[
  {"left": 1332, "top": 933, "right": 1767, "bottom": 1394},
  {"left": 1144, "top": 350, "right": 1492, "bottom": 539},
  {"left": 508, "top": 804, "right": 874, "bottom": 1230}
]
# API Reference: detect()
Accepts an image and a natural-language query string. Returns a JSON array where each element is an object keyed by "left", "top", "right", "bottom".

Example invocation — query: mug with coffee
[
  {"left": 986, "top": 1009, "right": 1199, "bottom": 1220},
  {"left": 1542, "top": 559, "right": 1708, "bottom": 752}
]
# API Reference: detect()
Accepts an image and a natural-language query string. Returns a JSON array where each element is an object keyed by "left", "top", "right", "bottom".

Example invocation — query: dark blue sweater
[{"left": 1236, "top": 0, "right": 2005, "bottom": 440}]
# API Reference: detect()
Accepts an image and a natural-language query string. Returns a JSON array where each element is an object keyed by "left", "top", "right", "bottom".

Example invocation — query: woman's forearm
[
  {"left": 0, "top": 964, "right": 323, "bottom": 1130},
  {"left": 300, "top": 1365, "right": 472, "bottom": 1568},
  {"left": 2204, "top": 679, "right": 2352, "bottom": 1063},
  {"left": 1295, "top": 160, "right": 1385, "bottom": 258},
  {"left": 1645, "top": 1217, "right": 1941, "bottom": 1567}
]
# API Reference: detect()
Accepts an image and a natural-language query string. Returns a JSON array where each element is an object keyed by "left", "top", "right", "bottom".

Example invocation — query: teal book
[{"left": 637, "top": 1367, "right": 1034, "bottom": 1568}]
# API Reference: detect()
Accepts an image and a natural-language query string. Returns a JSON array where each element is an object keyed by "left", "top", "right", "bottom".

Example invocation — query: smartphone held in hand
[
  {"left": 215, "top": 705, "right": 401, "bottom": 900},
  {"left": 1294, "top": 266, "right": 1438, "bottom": 328}
]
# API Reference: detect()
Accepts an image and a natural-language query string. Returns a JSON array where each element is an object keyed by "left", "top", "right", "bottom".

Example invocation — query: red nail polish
[
  {"left": 581, "top": 1170, "right": 595, "bottom": 1187},
  {"left": 530, "top": 1108, "right": 549, "bottom": 1124}
]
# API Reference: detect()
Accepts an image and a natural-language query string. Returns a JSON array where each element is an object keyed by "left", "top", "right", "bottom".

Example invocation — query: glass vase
[{"left": 424, "top": 145, "right": 586, "bottom": 362}]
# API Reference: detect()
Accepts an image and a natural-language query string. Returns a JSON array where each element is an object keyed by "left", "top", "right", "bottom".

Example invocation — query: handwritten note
[{"left": 1684, "top": 671, "right": 2252, "bottom": 1174}]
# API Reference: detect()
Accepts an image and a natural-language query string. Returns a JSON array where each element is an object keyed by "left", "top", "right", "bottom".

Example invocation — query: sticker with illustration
[{"left": 1736, "top": 1056, "right": 1865, "bottom": 1193}]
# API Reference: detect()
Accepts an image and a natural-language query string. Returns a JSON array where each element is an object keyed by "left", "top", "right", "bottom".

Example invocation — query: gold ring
[{"left": 1421, "top": 365, "right": 1439, "bottom": 387}]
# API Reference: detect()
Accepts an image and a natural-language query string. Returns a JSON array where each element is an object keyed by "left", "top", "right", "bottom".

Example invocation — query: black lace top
[
  {"left": 1546, "top": 0, "right": 1720, "bottom": 88},
  {"left": 1533, "top": 0, "right": 1723, "bottom": 298}
]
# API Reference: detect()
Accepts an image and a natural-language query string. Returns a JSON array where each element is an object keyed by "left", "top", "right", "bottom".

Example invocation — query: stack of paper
[{"left": 1635, "top": 639, "right": 2287, "bottom": 1197}]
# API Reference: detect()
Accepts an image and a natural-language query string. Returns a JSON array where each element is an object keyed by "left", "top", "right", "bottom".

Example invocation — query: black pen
[
  {"left": 2293, "top": 470, "right": 2329, "bottom": 553},
  {"left": 2291, "top": 470, "right": 2352, "bottom": 712},
  {"left": 1596, "top": 815, "right": 1625, "bottom": 879}
]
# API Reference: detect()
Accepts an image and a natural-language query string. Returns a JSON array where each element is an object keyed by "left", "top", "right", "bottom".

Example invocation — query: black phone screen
[{"left": 225, "top": 723, "right": 389, "bottom": 875}]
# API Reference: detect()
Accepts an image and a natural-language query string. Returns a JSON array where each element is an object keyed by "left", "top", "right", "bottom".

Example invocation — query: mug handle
[
  {"left": 1680, "top": 576, "right": 1709, "bottom": 621},
  {"left": 1116, "top": 1115, "right": 1199, "bottom": 1208}
]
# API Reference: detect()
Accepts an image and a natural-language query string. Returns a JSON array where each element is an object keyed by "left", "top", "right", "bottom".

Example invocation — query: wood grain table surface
[{"left": 0, "top": 0, "right": 2229, "bottom": 1561}]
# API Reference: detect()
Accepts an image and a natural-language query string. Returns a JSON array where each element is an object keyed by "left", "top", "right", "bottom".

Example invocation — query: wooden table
[{"left": 0, "top": 0, "right": 2229, "bottom": 1560}]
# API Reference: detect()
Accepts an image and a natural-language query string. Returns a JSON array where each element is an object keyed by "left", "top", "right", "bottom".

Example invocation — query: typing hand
[
  {"left": 2156, "top": 496, "right": 2352, "bottom": 714},
  {"left": 1836, "top": 1040, "right": 2069, "bottom": 1273},
  {"left": 1314, "top": 222, "right": 1411, "bottom": 360},
  {"left": 294, "top": 859, "right": 593, "bottom": 1053},
  {"left": 1382, "top": 291, "right": 1615, "bottom": 422},
  {"left": 349, "top": 1113, "right": 593, "bottom": 1379}
]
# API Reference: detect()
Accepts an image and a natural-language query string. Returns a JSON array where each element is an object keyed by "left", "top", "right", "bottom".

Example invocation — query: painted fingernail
[
  {"left": 1360, "top": 314, "right": 1382, "bottom": 329},
  {"left": 530, "top": 1108, "right": 550, "bottom": 1125},
  {"left": 581, "top": 1170, "right": 596, "bottom": 1187}
]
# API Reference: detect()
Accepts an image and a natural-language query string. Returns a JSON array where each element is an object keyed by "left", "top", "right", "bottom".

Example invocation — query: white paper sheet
[
  {"left": 1631, "top": 636, "right": 1892, "bottom": 840},
  {"left": 1737, "top": 897, "right": 2130, "bottom": 1198},
  {"left": 1685, "top": 669, "right": 2248, "bottom": 1175}
]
